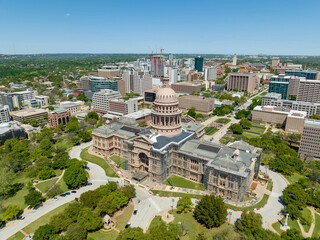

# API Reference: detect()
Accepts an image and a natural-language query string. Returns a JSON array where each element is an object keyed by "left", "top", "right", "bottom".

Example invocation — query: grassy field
[
  {"left": 272, "top": 216, "right": 301, "bottom": 234},
  {"left": 149, "top": 212, "right": 238, "bottom": 239},
  {"left": 0, "top": 171, "right": 33, "bottom": 212},
  {"left": 204, "top": 127, "right": 218, "bottom": 135},
  {"left": 285, "top": 172, "right": 307, "bottom": 184},
  {"left": 22, "top": 204, "right": 69, "bottom": 234},
  {"left": 56, "top": 178, "right": 69, "bottom": 192},
  {"left": 266, "top": 180, "right": 273, "bottom": 191},
  {"left": 87, "top": 203, "right": 133, "bottom": 240},
  {"left": 300, "top": 208, "right": 312, "bottom": 232},
  {"left": 165, "top": 175, "right": 205, "bottom": 191},
  {"left": 151, "top": 190, "right": 203, "bottom": 199},
  {"left": 80, "top": 147, "right": 118, "bottom": 178},
  {"left": 110, "top": 155, "right": 126, "bottom": 169},
  {"left": 88, "top": 230, "right": 118, "bottom": 240},
  {"left": 313, "top": 213, "right": 320, "bottom": 238},
  {"left": 7, "top": 231, "right": 25, "bottom": 240},
  {"left": 35, "top": 177, "right": 59, "bottom": 193},
  {"left": 226, "top": 194, "right": 269, "bottom": 211},
  {"left": 215, "top": 118, "right": 231, "bottom": 124}
]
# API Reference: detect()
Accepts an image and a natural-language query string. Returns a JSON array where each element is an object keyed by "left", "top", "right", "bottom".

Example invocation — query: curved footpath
[{"left": 1, "top": 143, "right": 288, "bottom": 239}]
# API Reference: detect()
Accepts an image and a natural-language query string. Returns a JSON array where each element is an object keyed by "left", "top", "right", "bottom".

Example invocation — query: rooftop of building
[
  {"left": 58, "top": 101, "right": 84, "bottom": 108},
  {"left": 178, "top": 95, "right": 214, "bottom": 102},
  {"left": 179, "top": 139, "right": 256, "bottom": 177},
  {"left": 0, "top": 121, "right": 24, "bottom": 135},
  {"left": 304, "top": 119, "right": 320, "bottom": 128},
  {"left": 171, "top": 81, "right": 205, "bottom": 86},
  {"left": 182, "top": 122, "right": 204, "bottom": 132},
  {"left": 263, "top": 92, "right": 282, "bottom": 99},
  {"left": 11, "top": 108, "right": 47, "bottom": 116},
  {"left": 93, "top": 121, "right": 143, "bottom": 138},
  {"left": 50, "top": 107, "right": 68, "bottom": 114},
  {"left": 286, "top": 69, "right": 318, "bottom": 73},
  {"left": 150, "top": 130, "right": 194, "bottom": 151},
  {"left": 123, "top": 109, "right": 152, "bottom": 120},
  {"left": 253, "top": 105, "right": 307, "bottom": 117}
]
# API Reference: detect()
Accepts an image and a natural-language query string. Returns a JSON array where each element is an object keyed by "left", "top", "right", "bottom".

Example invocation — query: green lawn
[
  {"left": 215, "top": 118, "right": 231, "bottom": 124},
  {"left": 272, "top": 216, "right": 301, "bottom": 234},
  {"left": 204, "top": 127, "right": 218, "bottom": 135},
  {"left": 226, "top": 194, "right": 269, "bottom": 211},
  {"left": 151, "top": 190, "right": 203, "bottom": 199},
  {"left": 110, "top": 155, "right": 127, "bottom": 170},
  {"left": 165, "top": 175, "right": 205, "bottom": 191},
  {"left": 7, "top": 231, "right": 25, "bottom": 240},
  {"left": 313, "top": 213, "right": 320, "bottom": 238},
  {"left": 285, "top": 172, "right": 307, "bottom": 184},
  {"left": 56, "top": 178, "right": 69, "bottom": 192},
  {"left": 300, "top": 208, "right": 312, "bottom": 232},
  {"left": 149, "top": 211, "right": 239, "bottom": 239},
  {"left": 0, "top": 171, "right": 33, "bottom": 212},
  {"left": 114, "top": 203, "right": 134, "bottom": 230},
  {"left": 88, "top": 230, "right": 118, "bottom": 240},
  {"left": 35, "top": 177, "right": 59, "bottom": 193},
  {"left": 267, "top": 180, "right": 273, "bottom": 191},
  {"left": 80, "top": 147, "right": 119, "bottom": 178}
]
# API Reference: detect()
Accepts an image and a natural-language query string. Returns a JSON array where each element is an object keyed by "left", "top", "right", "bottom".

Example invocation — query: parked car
[
  {"left": 71, "top": 190, "right": 77, "bottom": 193},
  {"left": 125, "top": 223, "right": 131, "bottom": 228},
  {"left": 133, "top": 210, "right": 138, "bottom": 215},
  {"left": 65, "top": 192, "right": 71, "bottom": 195},
  {"left": 17, "top": 215, "right": 25, "bottom": 220}
]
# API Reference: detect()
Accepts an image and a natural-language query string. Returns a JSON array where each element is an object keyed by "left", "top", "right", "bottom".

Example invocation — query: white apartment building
[
  {"left": 204, "top": 67, "right": 217, "bottom": 81},
  {"left": 92, "top": 89, "right": 121, "bottom": 114},
  {"left": 0, "top": 105, "right": 10, "bottom": 123},
  {"left": 122, "top": 70, "right": 152, "bottom": 95}
]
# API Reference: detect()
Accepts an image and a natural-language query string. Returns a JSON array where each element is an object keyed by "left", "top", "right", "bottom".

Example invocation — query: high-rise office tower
[
  {"left": 151, "top": 55, "right": 164, "bottom": 77},
  {"left": 232, "top": 54, "right": 237, "bottom": 65},
  {"left": 169, "top": 67, "right": 178, "bottom": 84},
  {"left": 194, "top": 56, "right": 203, "bottom": 72}
]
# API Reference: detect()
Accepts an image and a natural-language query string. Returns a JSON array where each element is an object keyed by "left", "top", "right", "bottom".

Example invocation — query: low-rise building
[
  {"left": 58, "top": 101, "right": 85, "bottom": 115},
  {"left": 171, "top": 81, "right": 206, "bottom": 93},
  {"left": 48, "top": 108, "right": 71, "bottom": 127},
  {"left": 98, "top": 66, "right": 121, "bottom": 78},
  {"left": 10, "top": 108, "right": 48, "bottom": 122},
  {"left": 109, "top": 98, "right": 138, "bottom": 115},
  {"left": 0, "top": 122, "right": 27, "bottom": 144},
  {"left": 178, "top": 95, "right": 214, "bottom": 114},
  {"left": 92, "top": 89, "right": 121, "bottom": 114},
  {"left": 252, "top": 105, "right": 306, "bottom": 133},
  {"left": 299, "top": 119, "right": 320, "bottom": 160}
]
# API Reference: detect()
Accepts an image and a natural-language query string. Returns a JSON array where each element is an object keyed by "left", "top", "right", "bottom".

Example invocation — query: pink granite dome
[{"left": 155, "top": 87, "right": 178, "bottom": 104}]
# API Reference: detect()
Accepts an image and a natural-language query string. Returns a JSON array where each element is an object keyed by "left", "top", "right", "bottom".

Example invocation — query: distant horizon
[
  {"left": 1, "top": 0, "right": 320, "bottom": 55},
  {"left": 1, "top": 52, "right": 320, "bottom": 57}
]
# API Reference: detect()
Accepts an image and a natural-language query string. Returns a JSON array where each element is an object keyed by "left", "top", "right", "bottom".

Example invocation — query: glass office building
[
  {"left": 285, "top": 70, "right": 318, "bottom": 80},
  {"left": 89, "top": 77, "right": 118, "bottom": 92},
  {"left": 194, "top": 56, "right": 203, "bottom": 72}
]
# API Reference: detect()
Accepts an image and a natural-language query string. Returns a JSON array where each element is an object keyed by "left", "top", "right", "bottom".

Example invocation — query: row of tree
[{"left": 32, "top": 182, "right": 135, "bottom": 240}]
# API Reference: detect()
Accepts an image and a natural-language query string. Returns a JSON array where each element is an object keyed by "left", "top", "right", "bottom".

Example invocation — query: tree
[
  {"left": 24, "top": 189, "right": 45, "bottom": 208},
  {"left": 117, "top": 227, "right": 145, "bottom": 240},
  {"left": 235, "top": 110, "right": 251, "bottom": 119},
  {"left": 282, "top": 184, "right": 308, "bottom": 219},
  {"left": 65, "top": 223, "right": 87, "bottom": 240},
  {"left": 38, "top": 166, "right": 56, "bottom": 180},
  {"left": 77, "top": 92, "right": 89, "bottom": 102},
  {"left": 3, "top": 205, "right": 22, "bottom": 220},
  {"left": 239, "top": 119, "right": 252, "bottom": 129},
  {"left": 196, "top": 233, "right": 207, "bottom": 240},
  {"left": 0, "top": 168, "right": 15, "bottom": 199},
  {"left": 63, "top": 163, "right": 87, "bottom": 189},
  {"left": 85, "top": 111, "right": 99, "bottom": 121},
  {"left": 119, "top": 185, "right": 136, "bottom": 199},
  {"left": 147, "top": 219, "right": 181, "bottom": 240},
  {"left": 66, "top": 117, "right": 79, "bottom": 133},
  {"left": 269, "top": 155, "right": 303, "bottom": 175},
  {"left": 229, "top": 124, "right": 243, "bottom": 134},
  {"left": 80, "top": 190, "right": 101, "bottom": 209},
  {"left": 77, "top": 207, "right": 103, "bottom": 231},
  {"left": 187, "top": 107, "right": 196, "bottom": 118},
  {"left": 176, "top": 195, "right": 193, "bottom": 213},
  {"left": 51, "top": 152, "right": 69, "bottom": 169},
  {"left": 33, "top": 224, "right": 57, "bottom": 240},
  {"left": 78, "top": 130, "right": 92, "bottom": 142},
  {"left": 47, "top": 185, "right": 62, "bottom": 198},
  {"left": 193, "top": 195, "right": 227, "bottom": 228},
  {"left": 280, "top": 228, "right": 303, "bottom": 240}
]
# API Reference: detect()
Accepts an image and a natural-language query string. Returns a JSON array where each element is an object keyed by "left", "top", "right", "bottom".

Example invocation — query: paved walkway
[{"left": 297, "top": 206, "right": 317, "bottom": 238}]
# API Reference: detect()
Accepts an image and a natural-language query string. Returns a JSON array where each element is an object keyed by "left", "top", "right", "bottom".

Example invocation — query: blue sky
[{"left": 0, "top": 0, "right": 319, "bottom": 55}]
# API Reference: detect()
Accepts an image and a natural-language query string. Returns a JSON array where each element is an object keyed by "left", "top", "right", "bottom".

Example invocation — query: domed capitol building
[{"left": 92, "top": 83, "right": 261, "bottom": 202}]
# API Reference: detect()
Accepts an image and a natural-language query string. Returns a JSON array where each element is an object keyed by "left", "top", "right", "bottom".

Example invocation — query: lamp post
[{"left": 171, "top": 198, "right": 175, "bottom": 212}]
